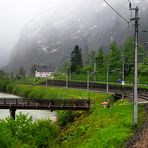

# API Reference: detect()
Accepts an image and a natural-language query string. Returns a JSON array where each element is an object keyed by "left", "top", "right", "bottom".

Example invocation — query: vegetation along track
[
  {"left": 40, "top": 80, "right": 148, "bottom": 94},
  {"left": 126, "top": 93, "right": 148, "bottom": 147},
  {"left": 126, "top": 104, "right": 148, "bottom": 148}
]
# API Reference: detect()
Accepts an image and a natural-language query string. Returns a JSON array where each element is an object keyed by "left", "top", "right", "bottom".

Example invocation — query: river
[{"left": 0, "top": 93, "right": 57, "bottom": 121}]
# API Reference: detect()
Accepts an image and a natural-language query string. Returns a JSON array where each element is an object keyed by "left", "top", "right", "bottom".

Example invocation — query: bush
[
  {"left": 0, "top": 79, "right": 9, "bottom": 92},
  {"left": 0, "top": 113, "right": 59, "bottom": 147},
  {"left": 0, "top": 123, "right": 15, "bottom": 148},
  {"left": 57, "top": 111, "right": 74, "bottom": 126},
  {"left": 17, "top": 86, "right": 32, "bottom": 98},
  {"left": 12, "top": 85, "right": 21, "bottom": 95},
  {"left": 10, "top": 85, "right": 31, "bottom": 98},
  {"left": 33, "top": 120, "right": 59, "bottom": 147},
  {"left": 28, "top": 87, "right": 45, "bottom": 99},
  {"left": 6, "top": 83, "right": 15, "bottom": 93}
]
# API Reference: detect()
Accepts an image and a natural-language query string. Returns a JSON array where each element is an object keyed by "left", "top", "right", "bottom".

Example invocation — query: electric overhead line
[
  {"left": 127, "top": 0, "right": 134, "bottom": 38},
  {"left": 103, "top": 0, "right": 130, "bottom": 24},
  {"left": 103, "top": 0, "right": 132, "bottom": 38}
]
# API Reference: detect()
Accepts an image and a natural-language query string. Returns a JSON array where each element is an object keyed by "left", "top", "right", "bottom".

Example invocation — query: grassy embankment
[
  {"left": 59, "top": 100, "right": 145, "bottom": 148},
  {"left": 0, "top": 81, "right": 146, "bottom": 147}
]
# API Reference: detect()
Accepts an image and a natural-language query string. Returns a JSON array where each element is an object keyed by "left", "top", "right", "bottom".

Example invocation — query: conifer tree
[
  {"left": 96, "top": 46, "right": 104, "bottom": 68},
  {"left": 19, "top": 67, "right": 25, "bottom": 77},
  {"left": 70, "top": 45, "right": 83, "bottom": 73},
  {"left": 109, "top": 41, "right": 121, "bottom": 70}
]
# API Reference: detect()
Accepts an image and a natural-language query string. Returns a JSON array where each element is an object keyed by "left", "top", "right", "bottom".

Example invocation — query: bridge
[{"left": 0, "top": 98, "right": 91, "bottom": 119}]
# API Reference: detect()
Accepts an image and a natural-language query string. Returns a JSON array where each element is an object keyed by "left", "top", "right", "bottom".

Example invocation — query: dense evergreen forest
[{"left": 61, "top": 38, "right": 148, "bottom": 83}]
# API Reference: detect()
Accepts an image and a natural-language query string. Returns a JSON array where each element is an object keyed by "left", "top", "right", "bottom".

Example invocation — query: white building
[{"left": 35, "top": 66, "right": 54, "bottom": 78}]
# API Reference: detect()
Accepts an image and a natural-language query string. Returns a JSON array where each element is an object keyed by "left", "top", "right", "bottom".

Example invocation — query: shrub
[
  {"left": 57, "top": 111, "right": 74, "bottom": 126},
  {"left": 17, "top": 86, "right": 32, "bottom": 98},
  {"left": 12, "top": 85, "right": 21, "bottom": 95},
  {"left": 33, "top": 120, "right": 59, "bottom": 147},
  {"left": 6, "top": 83, "right": 15, "bottom": 93},
  {"left": 28, "top": 87, "right": 45, "bottom": 99},
  {"left": 0, "top": 113, "right": 59, "bottom": 147},
  {"left": 9, "top": 85, "right": 31, "bottom": 98},
  {"left": 0, "top": 123, "right": 15, "bottom": 148},
  {"left": 0, "top": 79, "right": 8, "bottom": 92}
]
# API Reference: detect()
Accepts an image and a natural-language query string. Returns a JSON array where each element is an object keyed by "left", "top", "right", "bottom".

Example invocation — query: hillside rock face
[{"left": 6, "top": 0, "right": 148, "bottom": 73}]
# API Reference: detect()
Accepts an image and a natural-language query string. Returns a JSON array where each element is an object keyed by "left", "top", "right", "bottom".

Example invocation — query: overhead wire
[
  {"left": 103, "top": 0, "right": 135, "bottom": 64},
  {"left": 103, "top": 0, "right": 130, "bottom": 24},
  {"left": 103, "top": 0, "right": 133, "bottom": 43}
]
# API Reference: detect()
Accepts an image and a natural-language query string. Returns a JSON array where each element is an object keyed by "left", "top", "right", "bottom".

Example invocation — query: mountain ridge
[{"left": 5, "top": 0, "right": 148, "bottom": 73}]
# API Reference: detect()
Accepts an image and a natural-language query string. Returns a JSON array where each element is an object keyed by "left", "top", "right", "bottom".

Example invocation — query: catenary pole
[
  {"left": 130, "top": 6, "right": 139, "bottom": 126},
  {"left": 122, "top": 55, "right": 125, "bottom": 99},
  {"left": 106, "top": 67, "right": 109, "bottom": 93},
  {"left": 133, "top": 7, "right": 139, "bottom": 126}
]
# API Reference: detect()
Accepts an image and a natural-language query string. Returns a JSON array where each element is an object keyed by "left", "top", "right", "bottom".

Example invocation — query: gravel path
[{"left": 126, "top": 104, "right": 148, "bottom": 148}]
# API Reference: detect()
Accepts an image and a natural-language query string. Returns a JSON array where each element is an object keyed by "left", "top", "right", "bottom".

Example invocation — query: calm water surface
[{"left": 0, "top": 93, "right": 57, "bottom": 121}]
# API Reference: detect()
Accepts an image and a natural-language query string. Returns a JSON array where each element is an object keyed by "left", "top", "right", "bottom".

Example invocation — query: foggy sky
[
  {"left": 0, "top": 0, "right": 144, "bottom": 68},
  {"left": 0, "top": 0, "right": 62, "bottom": 68}
]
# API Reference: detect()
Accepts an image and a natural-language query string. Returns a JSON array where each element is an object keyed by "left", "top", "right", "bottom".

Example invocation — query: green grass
[
  {"left": 7, "top": 84, "right": 110, "bottom": 100},
  {"left": 59, "top": 99, "right": 145, "bottom": 148},
  {"left": 1, "top": 82, "right": 146, "bottom": 147},
  {"left": 15, "top": 76, "right": 48, "bottom": 85}
]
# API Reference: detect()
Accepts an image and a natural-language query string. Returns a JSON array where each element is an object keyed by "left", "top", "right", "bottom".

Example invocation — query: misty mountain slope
[{"left": 6, "top": 0, "right": 148, "bottom": 73}]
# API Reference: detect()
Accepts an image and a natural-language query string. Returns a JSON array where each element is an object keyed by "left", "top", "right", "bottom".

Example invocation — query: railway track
[
  {"left": 123, "top": 92, "right": 148, "bottom": 104},
  {"left": 126, "top": 102, "right": 148, "bottom": 147},
  {"left": 41, "top": 80, "right": 140, "bottom": 91},
  {"left": 40, "top": 80, "right": 148, "bottom": 96},
  {"left": 48, "top": 80, "right": 147, "bottom": 91},
  {"left": 139, "top": 93, "right": 148, "bottom": 101}
]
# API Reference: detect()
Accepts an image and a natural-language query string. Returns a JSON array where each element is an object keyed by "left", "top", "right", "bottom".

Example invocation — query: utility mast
[{"left": 129, "top": 4, "right": 139, "bottom": 126}]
